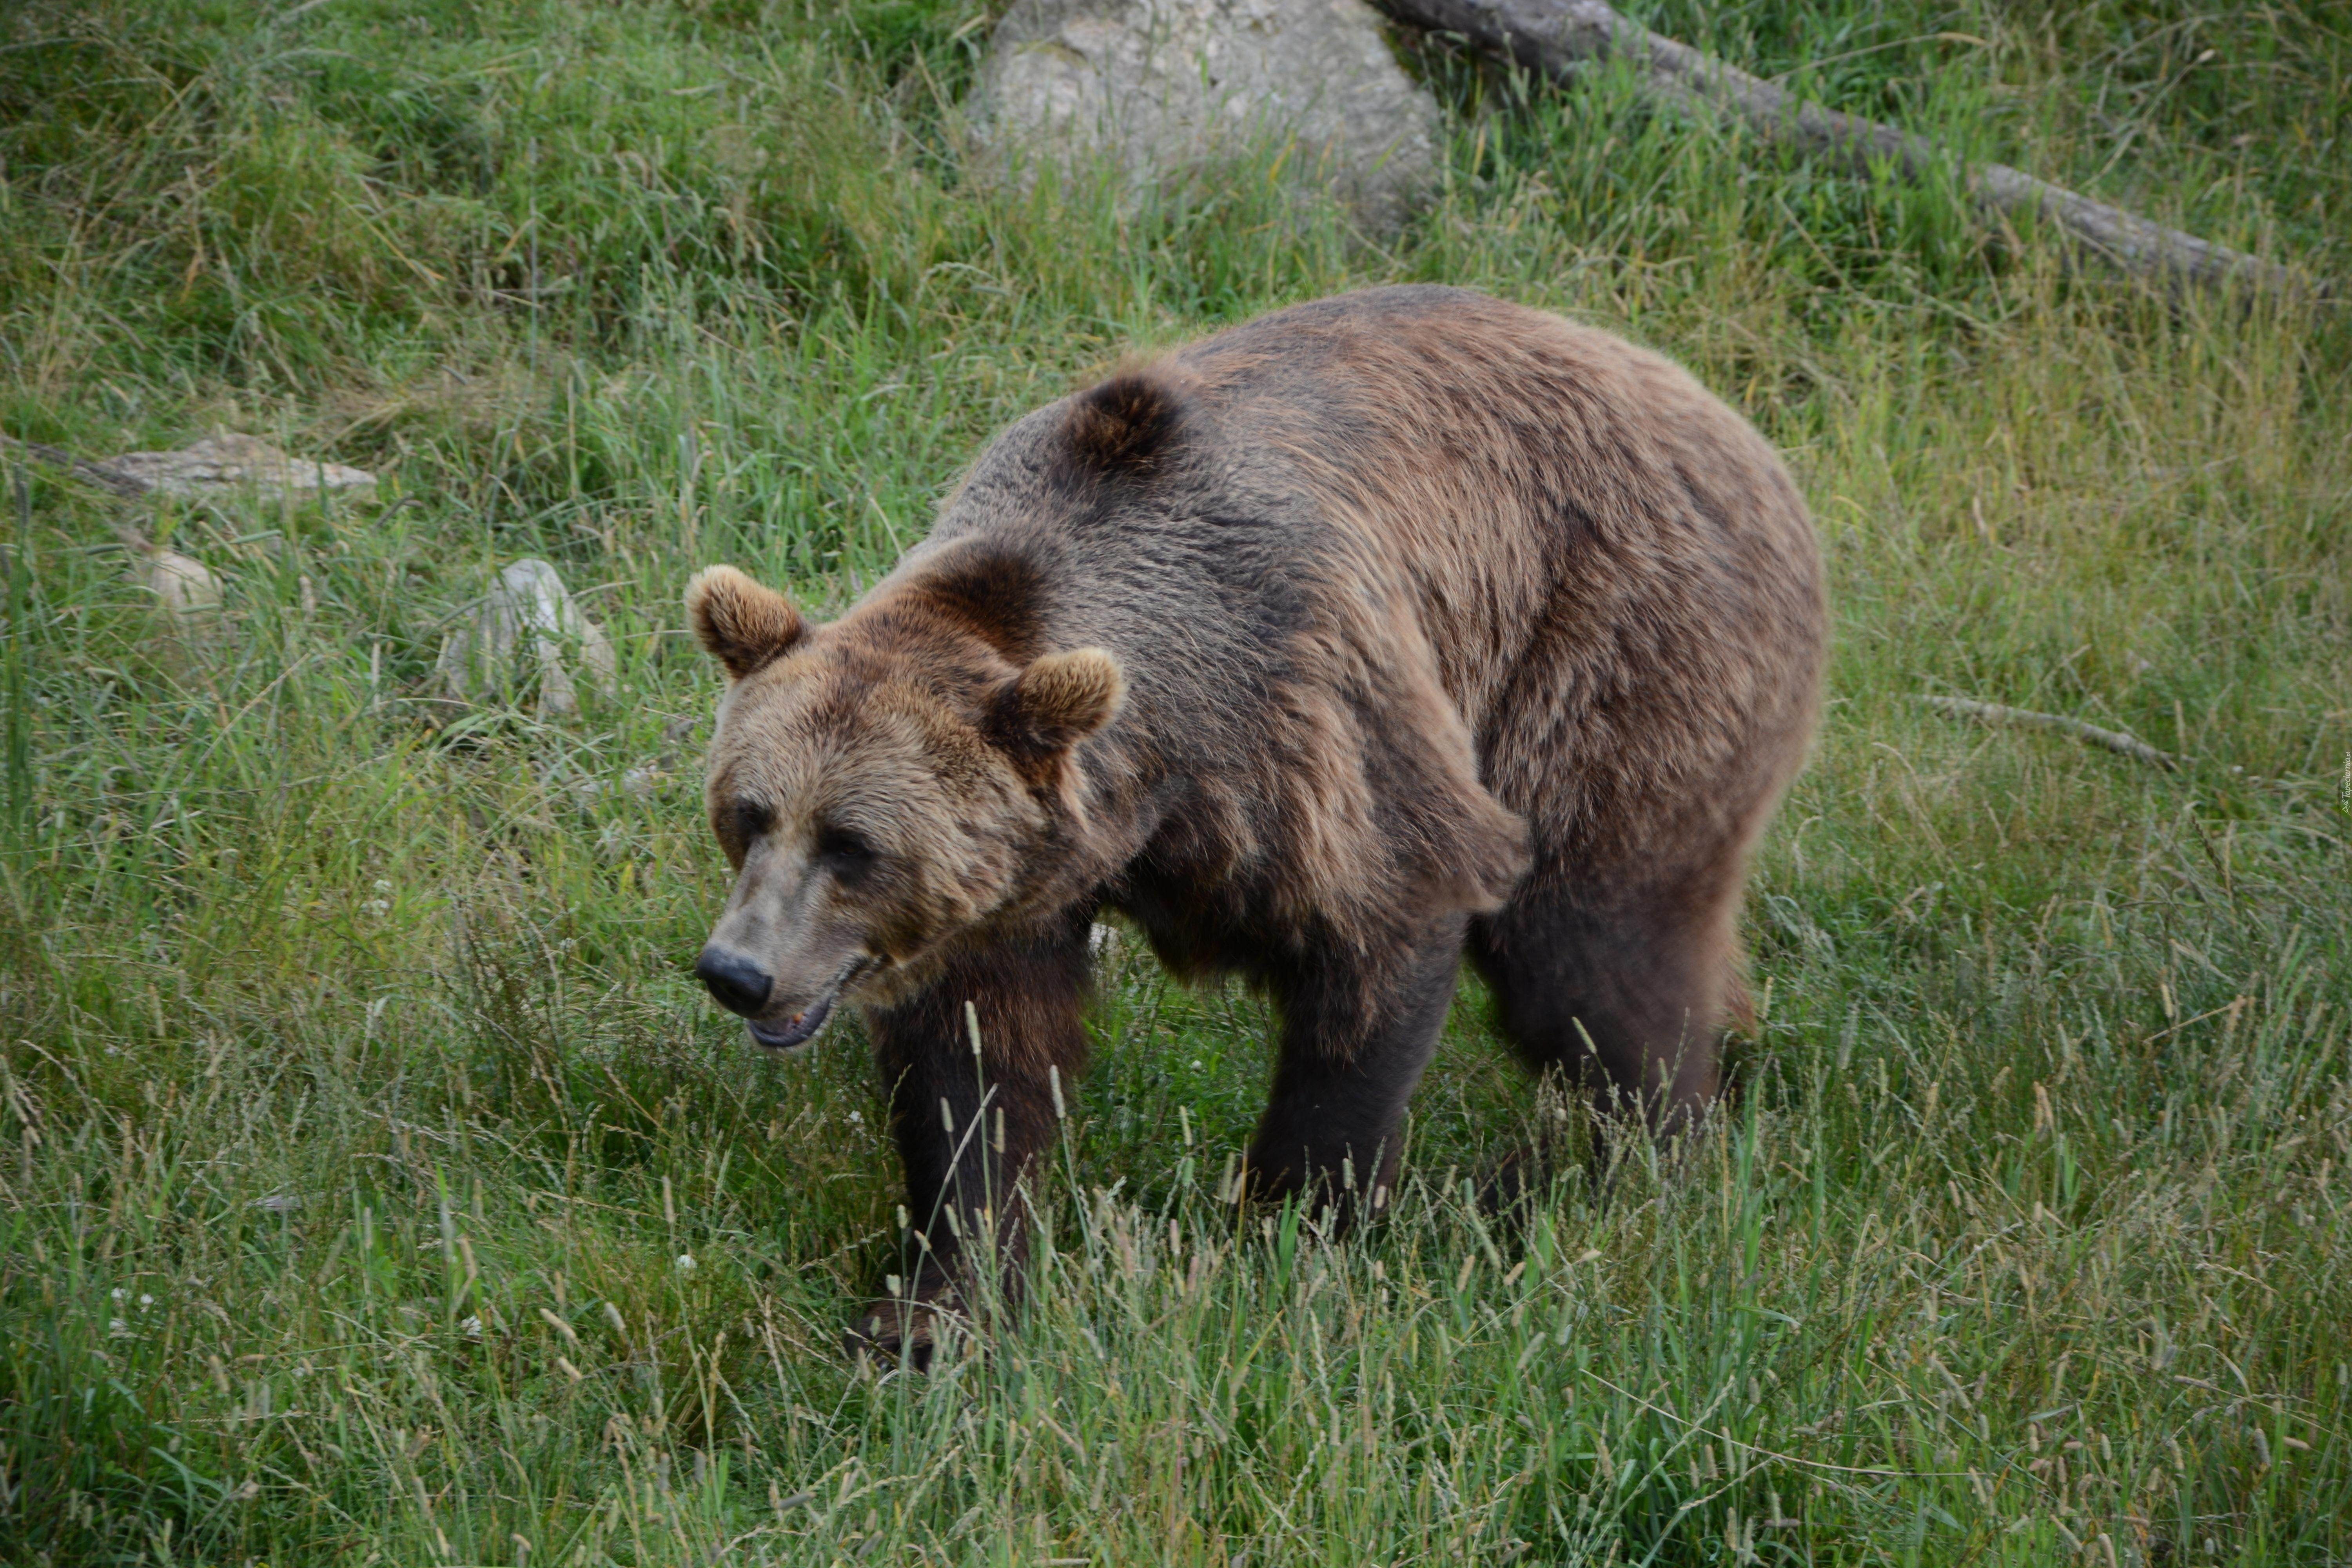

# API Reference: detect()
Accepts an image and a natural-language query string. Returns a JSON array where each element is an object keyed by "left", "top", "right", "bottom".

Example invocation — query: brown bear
[{"left": 685, "top": 286, "right": 1824, "bottom": 1354}]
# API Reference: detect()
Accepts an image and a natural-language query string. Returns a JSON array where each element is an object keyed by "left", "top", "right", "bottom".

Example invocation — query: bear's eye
[
  {"left": 814, "top": 826, "right": 877, "bottom": 874},
  {"left": 728, "top": 799, "right": 771, "bottom": 847}
]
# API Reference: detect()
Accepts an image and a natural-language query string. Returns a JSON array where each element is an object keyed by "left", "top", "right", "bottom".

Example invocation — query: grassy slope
[{"left": 2, "top": 0, "right": 2348, "bottom": 1563}]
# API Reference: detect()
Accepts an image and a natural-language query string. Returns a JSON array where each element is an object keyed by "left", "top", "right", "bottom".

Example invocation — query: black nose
[{"left": 695, "top": 947, "right": 773, "bottom": 1016}]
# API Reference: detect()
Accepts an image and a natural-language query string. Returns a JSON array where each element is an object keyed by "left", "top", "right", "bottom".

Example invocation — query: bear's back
[
  {"left": 956, "top": 286, "right": 1819, "bottom": 737},
  {"left": 908, "top": 287, "right": 1823, "bottom": 935}
]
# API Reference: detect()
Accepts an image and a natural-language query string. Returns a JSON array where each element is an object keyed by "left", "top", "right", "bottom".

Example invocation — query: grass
[{"left": 2, "top": 0, "right": 2348, "bottom": 1562}]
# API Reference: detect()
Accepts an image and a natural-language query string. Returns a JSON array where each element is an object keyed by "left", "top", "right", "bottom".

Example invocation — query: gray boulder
[{"left": 974, "top": 0, "right": 1441, "bottom": 237}]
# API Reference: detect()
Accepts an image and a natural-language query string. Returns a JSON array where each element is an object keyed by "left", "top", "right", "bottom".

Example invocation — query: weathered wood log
[
  {"left": 1378, "top": 0, "right": 2303, "bottom": 297},
  {"left": 0, "top": 431, "right": 152, "bottom": 499}
]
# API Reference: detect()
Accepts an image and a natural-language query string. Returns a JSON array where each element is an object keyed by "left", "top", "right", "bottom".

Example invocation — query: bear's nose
[{"left": 695, "top": 947, "right": 773, "bottom": 1016}]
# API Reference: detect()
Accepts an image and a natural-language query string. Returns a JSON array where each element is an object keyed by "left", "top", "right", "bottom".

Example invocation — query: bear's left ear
[
  {"left": 686, "top": 565, "right": 805, "bottom": 681},
  {"left": 993, "top": 647, "right": 1126, "bottom": 758}
]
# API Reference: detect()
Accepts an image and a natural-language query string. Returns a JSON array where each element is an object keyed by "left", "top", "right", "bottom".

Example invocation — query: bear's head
[{"left": 683, "top": 564, "right": 1124, "bottom": 1048}]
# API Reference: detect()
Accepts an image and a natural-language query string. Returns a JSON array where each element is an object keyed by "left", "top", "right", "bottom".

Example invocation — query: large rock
[{"left": 974, "top": 0, "right": 1441, "bottom": 237}]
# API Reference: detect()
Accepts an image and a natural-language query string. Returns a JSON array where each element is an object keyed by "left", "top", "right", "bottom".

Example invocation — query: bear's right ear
[
  {"left": 686, "top": 566, "right": 806, "bottom": 681},
  {"left": 989, "top": 647, "right": 1127, "bottom": 762}
]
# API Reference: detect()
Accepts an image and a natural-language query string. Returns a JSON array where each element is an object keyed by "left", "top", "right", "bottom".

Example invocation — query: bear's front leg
[
  {"left": 853, "top": 921, "right": 1089, "bottom": 1362},
  {"left": 1247, "top": 911, "right": 1469, "bottom": 1223}
]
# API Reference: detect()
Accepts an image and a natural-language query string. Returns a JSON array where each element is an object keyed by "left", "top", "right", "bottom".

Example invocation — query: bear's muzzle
[
  {"left": 730, "top": 952, "right": 873, "bottom": 1052},
  {"left": 694, "top": 945, "right": 773, "bottom": 1016}
]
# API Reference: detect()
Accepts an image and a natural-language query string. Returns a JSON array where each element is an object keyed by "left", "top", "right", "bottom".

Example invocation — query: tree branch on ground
[
  {"left": 1918, "top": 695, "right": 2181, "bottom": 770},
  {"left": 1377, "top": 0, "right": 2307, "bottom": 298}
]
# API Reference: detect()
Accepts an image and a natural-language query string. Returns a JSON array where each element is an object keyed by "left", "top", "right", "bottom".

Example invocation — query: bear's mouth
[{"left": 745, "top": 954, "right": 872, "bottom": 1053}]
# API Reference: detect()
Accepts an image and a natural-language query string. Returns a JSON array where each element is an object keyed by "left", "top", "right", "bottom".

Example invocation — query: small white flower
[
  {"left": 1191, "top": 1060, "right": 1203, "bottom": 1070},
  {"left": 139, "top": 1294, "right": 156, "bottom": 1308},
  {"left": 112, "top": 1287, "right": 128, "bottom": 1301},
  {"left": 675, "top": 1253, "right": 697, "bottom": 1272},
  {"left": 372, "top": 879, "right": 392, "bottom": 894},
  {"left": 846, "top": 1110, "right": 863, "bottom": 1126},
  {"left": 460, "top": 1315, "right": 485, "bottom": 1340},
  {"left": 363, "top": 900, "right": 390, "bottom": 914}
]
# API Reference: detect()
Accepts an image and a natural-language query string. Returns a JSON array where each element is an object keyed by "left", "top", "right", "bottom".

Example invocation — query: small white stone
[
  {"left": 437, "top": 558, "right": 617, "bottom": 718},
  {"left": 132, "top": 549, "right": 226, "bottom": 655}
]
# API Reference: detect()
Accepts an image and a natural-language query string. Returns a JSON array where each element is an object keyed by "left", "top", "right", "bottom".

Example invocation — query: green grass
[{"left": 2, "top": 0, "right": 2348, "bottom": 1562}]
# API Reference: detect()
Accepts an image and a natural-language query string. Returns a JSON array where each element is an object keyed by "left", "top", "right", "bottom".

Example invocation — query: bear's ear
[
  {"left": 686, "top": 565, "right": 805, "bottom": 681},
  {"left": 1063, "top": 370, "right": 1183, "bottom": 476},
  {"left": 993, "top": 647, "right": 1126, "bottom": 758}
]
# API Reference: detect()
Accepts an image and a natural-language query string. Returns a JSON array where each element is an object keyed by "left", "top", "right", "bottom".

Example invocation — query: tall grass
[{"left": 2, "top": 0, "right": 2347, "bottom": 1562}]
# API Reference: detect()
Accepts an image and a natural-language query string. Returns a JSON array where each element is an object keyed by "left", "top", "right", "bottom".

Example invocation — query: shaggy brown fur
[{"left": 686, "top": 286, "right": 1826, "bottom": 1358}]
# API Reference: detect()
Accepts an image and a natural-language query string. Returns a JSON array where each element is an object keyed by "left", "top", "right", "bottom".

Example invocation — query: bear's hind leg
[
  {"left": 1246, "top": 911, "right": 1469, "bottom": 1222},
  {"left": 1470, "top": 868, "right": 1743, "bottom": 1156},
  {"left": 857, "top": 921, "right": 1090, "bottom": 1363}
]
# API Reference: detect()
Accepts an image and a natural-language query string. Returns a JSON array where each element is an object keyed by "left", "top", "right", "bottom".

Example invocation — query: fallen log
[
  {"left": 1377, "top": 0, "right": 2303, "bottom": 298},
  {"left": 0, "top": 431, "right": 152, "bottom": 499}
]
